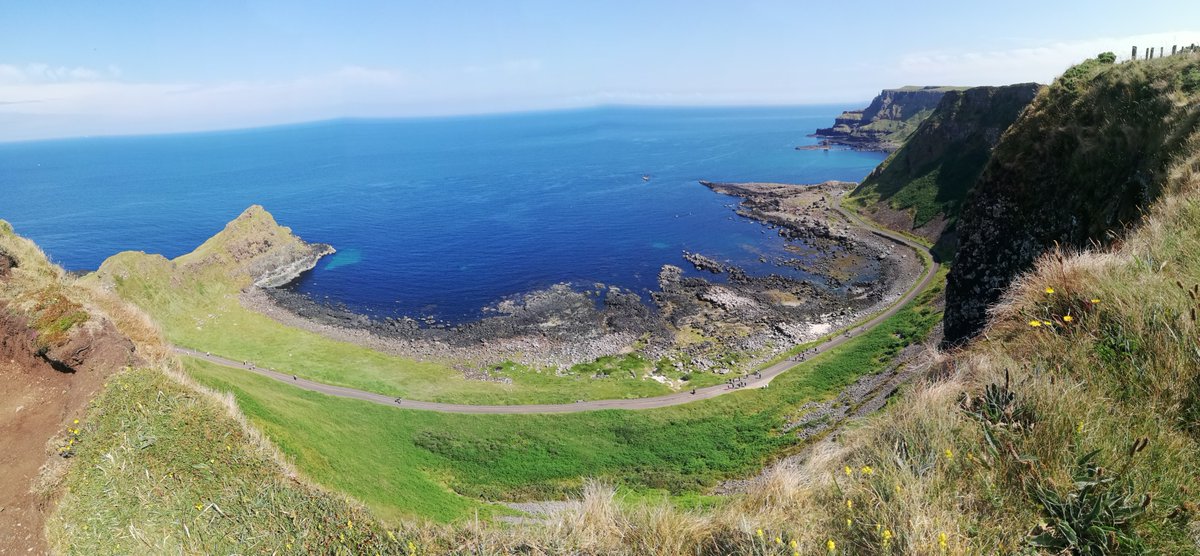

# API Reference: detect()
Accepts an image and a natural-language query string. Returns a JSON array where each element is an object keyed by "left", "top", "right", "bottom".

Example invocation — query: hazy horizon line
[{"left": 0, "top": 100, "right": 876, "bottom": 145}]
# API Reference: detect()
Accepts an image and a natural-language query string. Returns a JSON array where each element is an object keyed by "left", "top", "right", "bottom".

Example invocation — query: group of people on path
[
  {"left": 725, "top": 371, "right": 765, "bottom": 390},
  {"left": 788, "top": 347, "right": 818, "bottom": 362}
]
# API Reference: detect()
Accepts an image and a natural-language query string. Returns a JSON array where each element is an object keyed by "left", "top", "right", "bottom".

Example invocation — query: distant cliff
[
  {"left": 849, "top": 83, "right": 1043, "bottom": 260},
  {"left": 943, "top": 53, "right": 1200, "bottom": 345},
  {"left": 814, "top": 86, "right": 967, "bottom": 151}
]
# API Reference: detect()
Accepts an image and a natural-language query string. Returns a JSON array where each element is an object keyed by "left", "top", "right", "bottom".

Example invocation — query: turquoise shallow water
[{"left": 0, "top": 106, "right": 884, "bottom": 322}]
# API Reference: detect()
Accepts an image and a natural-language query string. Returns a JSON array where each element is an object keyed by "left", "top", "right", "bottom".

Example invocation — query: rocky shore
[{"left": 241, "top": 181, "right": 922, "bottom": 378}]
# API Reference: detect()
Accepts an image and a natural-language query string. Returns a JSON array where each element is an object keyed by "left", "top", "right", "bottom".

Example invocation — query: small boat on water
[{"left": 642, "top": 175, "right": 651, "bottom": 181}]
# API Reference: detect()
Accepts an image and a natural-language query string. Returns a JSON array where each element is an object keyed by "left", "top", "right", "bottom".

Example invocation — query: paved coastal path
[{"left": 173, "top": 194, "right": 937, "bottom": 414}]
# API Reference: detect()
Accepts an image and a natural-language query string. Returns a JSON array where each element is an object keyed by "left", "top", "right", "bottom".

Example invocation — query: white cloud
[
  {"left": 887, "top": 31, "right": 1200, "bottom": 87},
  {"left": 0, "top": 65, "right": 415, "bottom": 141},
  {"left": 0, "top": 63, "right": 120, "bottom": 85}
]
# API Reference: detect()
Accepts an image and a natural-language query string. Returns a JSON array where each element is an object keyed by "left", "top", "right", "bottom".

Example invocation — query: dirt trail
[
  {"left": 175, "top": 193, "right": 937, "bottom": 414},
  {"left": 0, "top": 313, "right": 124, "bottom": 555}
]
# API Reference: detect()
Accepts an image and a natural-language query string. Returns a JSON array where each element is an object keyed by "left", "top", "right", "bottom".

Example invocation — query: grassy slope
[
  {"left": 183, "top": 276, "right": 944, "bottom": 523},
  {"left": 47, "top": 367, "right": 419, "bottom": 555},
  {"left": 90, "top": 212, "right": 698, "bottom": 405}
]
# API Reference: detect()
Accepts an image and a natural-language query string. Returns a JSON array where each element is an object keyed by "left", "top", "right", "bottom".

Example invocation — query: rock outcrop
[
  {"left": 943, "top": 54, "right": 1200, "bottom": 345},
  {"left": 814, "top": 86, "right": 967, "bottom": 151},
  {"left": 179, "top": 205, "right": 334, "bottom": 287},
  {"left": 850, "top": 83, "right": 1043, "bottom": 259}
]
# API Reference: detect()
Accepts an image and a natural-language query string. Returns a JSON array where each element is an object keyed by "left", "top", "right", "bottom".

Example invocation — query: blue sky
[{"left": 2, "top": 1, "right": 1198, "bottom": 141}]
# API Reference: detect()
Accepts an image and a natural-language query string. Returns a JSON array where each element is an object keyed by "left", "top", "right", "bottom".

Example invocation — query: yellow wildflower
[
  {"left": 1091, "top": 298, "right": 1101, "bottom": 304},
  {"left": 846, "top": 518, "right": 853, "bottom": 527},
  {"left": 861, "top": 465, "right": 873, "bottom": 475},
  {"left": 387, "top": 531, "right": 396, "bottom": 541},
  {"left": 756, "top": 528, "right": 764, "bottom": 538},
  {"left": 790, "top": 539, "right": 798, "bottom": 549},
  {"left": 846, "top": 499, "right": 853, "bottom": 510},
  {"left": 347, "top": 519, "right": 353, "bottom": 529},
  {"left": 944, "top": 449, "right": 954, "bottom": 461},
  {"left": 939, "top": 532, "right": 948, "bottom": 551},
  {"left": 827, "top": 539, "right": 837, "bottom": 553},
  {"left": 1042, "top": 320, "right": 1053, "bottom": 326},
  {"left": 1028, "top": 320, "right": 1042, "bottom": 327},
  {"left": 844, "top": 465, "right": 853, "bottom": 476},
  {"left": 73, "top": 419, "right": 79, "bottom": 425},
  {"left": 883, "top": 529, "right": 894, "bottom": 548},
  {"left": 1062, "top": 314, "right": 1074, "bottom": 322},
  {"left": 1077, "top": 420, "right": 1084, "bottom": 433},
  {"left": 1045, "top": 286, "right": 1055, "bottom": 294},
  {"left": 775, "top": 536, "right": 783, "bottom": 545}
]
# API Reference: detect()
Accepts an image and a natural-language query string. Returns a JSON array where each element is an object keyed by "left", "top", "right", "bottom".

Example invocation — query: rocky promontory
[{"left": 813, "top": 86, "right": 967, "bottom": 151}]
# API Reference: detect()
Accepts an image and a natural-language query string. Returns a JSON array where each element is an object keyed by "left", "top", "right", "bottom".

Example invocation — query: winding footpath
[{"left": 173, "top": 193, "right": 937, "bottom": 414}]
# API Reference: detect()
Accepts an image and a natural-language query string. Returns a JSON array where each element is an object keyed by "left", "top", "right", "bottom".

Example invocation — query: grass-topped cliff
[
  {"left": 848, "top": 83, "right": 1043, "bottom": 260},
  {"left": 816, "top": 86, "right": 969, "bottom": 151},
  {"left": 945, "top": 52, "right": 1200, "bottom": 345}
]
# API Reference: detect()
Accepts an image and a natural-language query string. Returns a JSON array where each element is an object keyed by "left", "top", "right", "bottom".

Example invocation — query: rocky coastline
[{"left": 240, "top": 181, "right": 922, "bottom": 377}]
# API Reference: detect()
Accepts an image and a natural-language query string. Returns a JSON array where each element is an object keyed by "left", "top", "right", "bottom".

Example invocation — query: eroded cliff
[
  {"left": 944, "top": 53, "right": 1200, "bottom": 344},
  {"left": 850, "top": 83, "right": 1043, "bottom": 259},
  {"left": 814, "top": 86, "right": 967, "bottom": 151}
]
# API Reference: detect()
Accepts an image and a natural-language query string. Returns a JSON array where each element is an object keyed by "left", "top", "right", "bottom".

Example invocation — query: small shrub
[
  {"left": 1181, "top": 67, "right": 1200, "bottom": 94},
  {"left": 961, "top": 369, "right": 1035, "bottom": 429},
  {"left": 1028, "top": 441, "right": 1151, "bottom": 554},
  {"left": 1096, "top": 51, "right": 1117, "bottom": 64}
]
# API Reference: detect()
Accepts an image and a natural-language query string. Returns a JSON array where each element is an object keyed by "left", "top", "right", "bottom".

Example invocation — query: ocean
[{"left": 0, "top": 106, "right": 885, "bottom": 323}]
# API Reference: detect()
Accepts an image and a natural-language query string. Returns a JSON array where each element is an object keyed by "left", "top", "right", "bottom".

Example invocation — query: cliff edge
[
  {"left": 944, "top": 53, "right": 1200, "bottom": 344},
  {"left": 814, "top": 86, "right": 968, "bottom": 151},
  {"left": 849, "top": 83, "right": 1043, "bottom": 259}
]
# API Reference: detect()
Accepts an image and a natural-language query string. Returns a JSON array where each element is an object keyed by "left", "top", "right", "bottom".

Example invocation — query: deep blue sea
[{"left": 1, "top": 106, "right": 884, "bottom": 322}]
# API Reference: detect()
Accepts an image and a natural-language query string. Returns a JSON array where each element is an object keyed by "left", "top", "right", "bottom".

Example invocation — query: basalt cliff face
[
  {"left": 943, "top": 54, "right": 1200, "bottom": 345},
  {"left": 850, "top": 83, "right": 1043, "bottom": 259},
  {"left": 815, "top": 86, "right": 967, "bottom": 151}
]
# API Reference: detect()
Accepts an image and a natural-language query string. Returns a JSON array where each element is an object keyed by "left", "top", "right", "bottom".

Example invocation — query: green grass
[
  {"left": 183, "top": 279, "right": 943, "bottom": 522},
  {"left": 47, "top": 367, "right": 415, "bottom": 555},
  {"left": 90, "top": 250, "right": 692, "bottom": 405}
]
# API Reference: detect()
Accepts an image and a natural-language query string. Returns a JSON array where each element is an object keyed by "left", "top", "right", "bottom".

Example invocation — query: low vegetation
[
  {"left": 183, "top": 279, "right": 942, "bottom": 523},
  {"left": 47, "top": 366, "right": 414, "bottom": 555}
]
